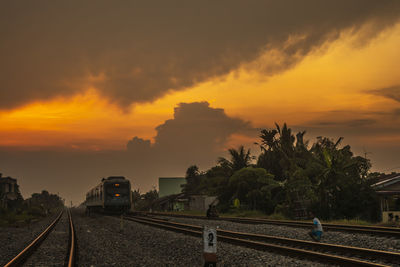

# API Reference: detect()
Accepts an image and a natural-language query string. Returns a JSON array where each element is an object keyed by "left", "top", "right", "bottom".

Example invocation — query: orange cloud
[{"left": 1, "top": 23, "right": 399, "bottom": 151}]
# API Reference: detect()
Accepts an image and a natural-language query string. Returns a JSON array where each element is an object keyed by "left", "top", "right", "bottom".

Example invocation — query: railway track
[
  {"left": 4, "top": 209, "right": 76, "bottom": 267},
  {"left": 141, "top": 212, "right": 400, "bottom": 238},
  {"left": 125, "top": 214, "right": 400, "bottom": 266}
]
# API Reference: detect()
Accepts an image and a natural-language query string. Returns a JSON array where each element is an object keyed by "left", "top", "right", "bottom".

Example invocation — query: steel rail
[
  {"left": 125, "top": 215, "right": 397, "bottom": 266},
  {"left": 142, "top": 212, "right": 400, "bottom": 238},
  {"left": 4, "top": 210, "right": 64, "bottom": 267},
  {"left": 129, "top": 215, "right": 400, "bottom": 264},
  {"left": 67, "top": 209, "right": 76, "bottom": 267}
]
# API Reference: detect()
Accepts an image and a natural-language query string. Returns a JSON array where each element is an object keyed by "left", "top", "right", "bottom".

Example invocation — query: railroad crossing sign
[{"left": 203, "top": 226, "right": 217, "bottom": 266}]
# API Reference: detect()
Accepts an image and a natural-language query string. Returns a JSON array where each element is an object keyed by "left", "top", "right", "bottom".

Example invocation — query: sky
[{"left": 1, "top": 0, "right": 400, "bottom": 205}]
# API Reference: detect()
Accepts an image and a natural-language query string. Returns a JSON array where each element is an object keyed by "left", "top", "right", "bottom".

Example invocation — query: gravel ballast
[
  {"left": 3, "top": 209, "right": 398, "bottom": 266},
  {"left": 153, "top": 215, "right": 400, "bottom": 253},
  {"left": 0, "top": 211, "right": 61, "bottom": 266},
  {"left": 73, "top": 209, "right": 328, "bottom": 266},
  {"left": 24, "top": 211, "right": 69, "bottom": 266}
]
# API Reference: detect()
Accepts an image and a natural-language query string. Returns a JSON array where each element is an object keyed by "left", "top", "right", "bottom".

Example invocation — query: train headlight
[{"left": 114, "top": 184, "right": 120, "bottom": 187}]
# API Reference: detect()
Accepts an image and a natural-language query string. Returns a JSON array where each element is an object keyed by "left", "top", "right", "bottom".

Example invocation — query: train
[{"left": 85, "top": 176, "right": 132, "bottom": 214}]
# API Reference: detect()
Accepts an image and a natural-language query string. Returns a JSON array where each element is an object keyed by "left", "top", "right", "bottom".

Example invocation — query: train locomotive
[{"left": 85, "top": 176, "right": 132, "bottom": 214}]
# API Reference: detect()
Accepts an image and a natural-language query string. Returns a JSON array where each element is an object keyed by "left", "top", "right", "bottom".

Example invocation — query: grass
[
  {"left": 157, "top": 210, "right": 205, "bottom": 216},
  {"left": 155, "top": 209, "right": 289, "bottom": 220},
  {"left": 154, "top": 209, "right": 394, "bottom": 227},
  {"left": 325, "top": 218, "right": 372, "bottom": 226},
  {"left": 222, "top": 209, "right": 270, "bottom": 218},
  {"left": 377, "top": 221, "right": 400, "bottom": 227},
  {"left": 0, "top": 206, "right": 62, "bottom": 227},
  {"left": 0, "top": 211, "right": 37, "bottom": 227}
]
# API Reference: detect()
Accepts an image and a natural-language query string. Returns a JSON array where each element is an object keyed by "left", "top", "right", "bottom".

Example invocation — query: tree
[
  {"left": 204, "top": 165, "right": 234, "bottom": 211},
  {"left": 134, "top": 188, "right": 159, "bottom": 211},
  {"left": 27, "top": 190, "right": 63, "bottom": 215},
  {"left": 178, "top": 122, "right": 380, "bottom": 221},
  {"left": 218, "top": 146, "right": 252, "bottom": 173},
  {"left": 257, "top": 123, "right": 298, "bottom": 181},
  {"left": 131, "top": 189, "right": 141, "bottom": 209},
  {"left": 181, "top": 165, "right": 203, "bottom": 194},
  {"left": 256, "top": 124, "right": 379, "bottom": 220},
  {"left": 228, "top": 167, "right": 279, "bottom": 211},
  {"left": 309, "top": 137, "right": 377, "bottom": 220},
  {"left": 283, "top": 168, "right": 316, "bottom": 218}
]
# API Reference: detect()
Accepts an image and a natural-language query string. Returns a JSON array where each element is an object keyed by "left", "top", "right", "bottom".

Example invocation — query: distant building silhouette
[{"left": 0, "top": 173, "right": 21, "bottom": 209}]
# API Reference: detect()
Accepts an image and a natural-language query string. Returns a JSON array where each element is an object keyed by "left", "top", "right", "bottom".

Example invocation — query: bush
[
  {"left": 327, "top": 218, "right": 371, "bottom": 225},
  {"left": 267, "top": 212, "right": 288, "bottom": 220},
  {"left": 28, "top": 206, "right": 45, "bottom": 217},
  {"left": 0, "top": 206, "right": 6, "bottom": 215},
  {"left": 274, "top": 204, "right": 291, "bottom": 218},
  {"left": 5, "top": 212, "right": 16, "bottom": 224}
]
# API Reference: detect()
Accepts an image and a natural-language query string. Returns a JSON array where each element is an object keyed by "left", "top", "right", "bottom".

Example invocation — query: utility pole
[
  {"left": 363, "top": 146, "right": 371, "bottom": 161},
  {"left": 362, "top": 146, "right": 372, "bottom": 179}
]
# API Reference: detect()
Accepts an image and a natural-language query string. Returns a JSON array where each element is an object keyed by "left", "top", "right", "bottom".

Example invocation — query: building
[
  {"left": 154, "top": 193, "right": 187, "bottom": 212},
  {"left": 158, "top": 177, "right": 186, "bottom": 198},
  {"left": 153, "top": 194, "right": 218, "bottom": 212},
  {"left": 372, "top": 173, "right": 400, "bottom": 223},
  {"left": 155, "top": 177, "right": 219, "bottom": 212},
  {"left": 187, "top": 195, "right": 217, "bottom": 211},
  {"left": 0, "top": 173, "right": 21, "bottom": 209}
]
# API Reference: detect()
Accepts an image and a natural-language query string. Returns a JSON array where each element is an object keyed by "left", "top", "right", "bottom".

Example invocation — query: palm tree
[
  {"left": 182, "top": 165, "right": 201, "bottom": 194},
  {"left": 218, "top": 146, "right": 252, "bottom": 173},
  {"left": 257, "top": 123, "right": 297, "bottom": 181}
]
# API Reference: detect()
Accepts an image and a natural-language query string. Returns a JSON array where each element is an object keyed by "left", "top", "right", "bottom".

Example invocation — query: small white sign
[{"left": 203, "top": 226, "right": 217, "bottom": 253}]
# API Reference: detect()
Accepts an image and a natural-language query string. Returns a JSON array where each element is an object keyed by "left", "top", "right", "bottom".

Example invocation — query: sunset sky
[{"left": 1, "top": 1, "right": 399, "bottom": 204}]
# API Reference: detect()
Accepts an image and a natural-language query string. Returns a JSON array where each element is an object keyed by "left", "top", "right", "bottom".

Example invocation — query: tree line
[
  {"left": 1, "top": 189, "right": 64, "bottom": 226},
  {"left": 181, "top": 123, "right": 381, "bottom": 222}
]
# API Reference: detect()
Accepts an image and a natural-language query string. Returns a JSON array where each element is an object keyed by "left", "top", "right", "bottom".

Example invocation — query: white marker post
[{"left": 203, "top": 226, "right": 217, "bottom": 267}]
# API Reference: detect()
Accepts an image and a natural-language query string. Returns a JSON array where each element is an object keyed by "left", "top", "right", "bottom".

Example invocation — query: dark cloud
[
  {"left": 0, "top": 102, "right": 255, "bottom": 204},
  {"left": 1, "top": 1, "right": 400, "bottom": 109},
  {"left": 126, "top": 137, "right": 151, "bottom": 154},
  {"left": 290, "top": 109, "right": 400, "bottom": 163},
  {"left": 291, "top": 111, "right": 400, "bottom": 176},
  {"left": 127, "top": 102, "right": 254, "bottom": 166},
  {"left": 367, "top": 85, "right": 400, "bottom": 102}
]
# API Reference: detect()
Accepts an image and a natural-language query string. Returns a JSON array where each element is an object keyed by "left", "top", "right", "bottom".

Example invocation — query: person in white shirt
[{"left": 309, "top": 212, "right": 323, "bottom": 241}]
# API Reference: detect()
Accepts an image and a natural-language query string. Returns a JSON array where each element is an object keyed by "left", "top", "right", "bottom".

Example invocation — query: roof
[
  {"left": 106, "top": 176, "right": 125, "bottom": 180},
  {"left": 153, "top": 193, "right": 187, "bottom": 205},
  {"left": 372, "top": 174, "right": 400, "bottom": 189},
  {"left": 372, "top": 173, "right": 400, "bottom": 195},
  {"left": 375, "top": 191, "right": 400, "bottom": 196},
  {"left": 0, "top": 176, "right": 17, "bottom": 183},
  {"left": 159, "top": 177, "right": 185, "bottom": 181}
]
